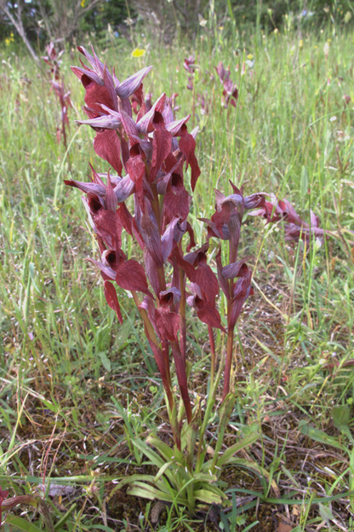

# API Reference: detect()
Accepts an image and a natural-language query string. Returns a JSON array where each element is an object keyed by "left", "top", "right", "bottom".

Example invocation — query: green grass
[{"left": 1, "top": 21, "right": 354, "bottom": 531}]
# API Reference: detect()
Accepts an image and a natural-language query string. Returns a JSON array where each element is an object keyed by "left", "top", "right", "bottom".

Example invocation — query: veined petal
[
  {"left": 77, "top": 45, "right": 105, "bottom": 76},
  {"left": 120, "top": 109, "right": 140, "bottom": 140},
  {"left": 197, "top": 304, "right": 226, "bottom": 332},
  {"left": 71, "top": 66, "right": 103, "bottom": 86},
  {"left": 116, "top": 259, "right": 152, "bottom": 296},
  {"left": 155, "top": 307, "right": 180, "bottom": 342},
  {"left": 87, "top": 258, "right": 116, "bottom": 280},
  {"left": 216, "top": 247, "right": 229, "bottom": 299},
  {"left": 137, "top": 93, "right": 166, "bottom": 135},
  {"left": 116, "top": 66, "right": 153, "bottom": 99},
  {"left": 114, "top": 175, "right": 135, "bottom": 202},
  {"left": 135, "top": 202, "right": 163, "bottom": 267},
  {"left": 94, "top": 130, "right": 122, "bottom": 175},
  {"left": 150, "top": 115, "right": 172, "bottom": 182},
  {"left": 76, "top": 115, "right": 121, "bottom": 130},
  {"left": 222, "top": 259, "right": 251, "bottom": 280},
  {"left": 165, "top": 114, "right": 191, "bottom": 136},
  {"left": 105, "top": 173, "right": 118, "bottom": 212},
  {"left": 164, "top": 174, "right": 191, "bottom": 222},
  {"left": 64, "top": 179, "right": 106, "bottom": 197},
  {"left": 161, "top": 217, "right": 180, "bottom": 261},
  {"left": 91, "top": 209, "right": 122, "bottom": 253}
]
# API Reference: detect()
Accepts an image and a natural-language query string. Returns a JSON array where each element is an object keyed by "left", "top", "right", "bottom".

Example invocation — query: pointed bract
[
  {"left": 116, "top": 259, "right": 152, "bottom": 296},
  {"left": 116, "top": 66, "right": 153, "bottom": 99},
  {"left": 104, "top": 280, "right": 123, "bottom": 323},
  {"left": 94, "top": 130, "right": 122, "bottom": 175}
]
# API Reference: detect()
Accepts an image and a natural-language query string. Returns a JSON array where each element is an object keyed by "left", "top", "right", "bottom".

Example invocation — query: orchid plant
[
  {"left": 65, "top": 46, "right": 274, "bottom": 513},
  {"left": 42, "top": 43, "right": 72, "bottom": 149}
]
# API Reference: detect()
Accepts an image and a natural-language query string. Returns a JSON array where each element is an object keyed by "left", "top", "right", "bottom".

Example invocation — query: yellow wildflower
[
  {"left": 5, "top": 33, "right": 14, "bottom": 46},
  {"left": 299, "top": 39, "right": 303, "bottom": 49},
  {"left": 247, "top": 54, "right": 253, "bottom": 60},
  {"left": 132, "top": 48, "right": 146, "bottom": 58},
  {"left": 81, "top": 0, "right": 86, "bottom": 7}
]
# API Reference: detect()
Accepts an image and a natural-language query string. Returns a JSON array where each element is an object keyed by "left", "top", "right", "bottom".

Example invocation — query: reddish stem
[
  {"left": 179, "top": 267, "right": 187, "bottom": 361},
  {"left": 208, "top": 324, "right": 215, "bottom": 386},
  {"left": 223, "top": 321, "right": 234, "bottom": 400},
  {"left": 171, "top": 340, "right": 193, "bottom": 424}
]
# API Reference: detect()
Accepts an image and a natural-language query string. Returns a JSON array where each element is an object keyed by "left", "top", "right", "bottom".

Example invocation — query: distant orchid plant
[
  {"left": 42, "top": 43, "right": 72, "bottom": 148},
  {"left": 248, "top": 194, "right": 324, "bottom": 243},
  {"left": 215, "top": 61, "right": 238, "bottom": 108},
  {"left": 65, "top": 46, "right": 273, "bottom": 511}
]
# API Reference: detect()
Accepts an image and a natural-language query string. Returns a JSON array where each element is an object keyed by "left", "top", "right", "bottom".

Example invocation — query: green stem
[{"left": 195, "top": 360, "right": 223, "bottom": 473}]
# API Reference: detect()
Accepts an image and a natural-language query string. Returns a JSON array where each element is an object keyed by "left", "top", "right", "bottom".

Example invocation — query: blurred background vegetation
[{"left": 0, "top": 0, "right": 353, "bottom": 57}]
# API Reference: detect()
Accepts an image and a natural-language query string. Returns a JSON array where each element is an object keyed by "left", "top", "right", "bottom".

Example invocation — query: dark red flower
[{"left": 0, "top": 487, "right": 9, "bottom": 525}]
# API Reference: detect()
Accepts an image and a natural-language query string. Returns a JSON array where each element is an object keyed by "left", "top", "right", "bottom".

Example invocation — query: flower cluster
[
  {"left": 42, "top": 43, "right": 72, "bottom": 147},
  {"left": 215, "top": 61, "right": 238, "bottom": 108},
  {"left": 248, "top": 194, "right": 324, "bottom": 243},
  {"left": 66, "top": 46, "right": 256, "bottom": 448}
]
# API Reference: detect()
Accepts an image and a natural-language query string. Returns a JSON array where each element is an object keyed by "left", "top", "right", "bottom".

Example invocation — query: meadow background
[{"left": 1, "top": 1, "right": 354, "bottom": 531}]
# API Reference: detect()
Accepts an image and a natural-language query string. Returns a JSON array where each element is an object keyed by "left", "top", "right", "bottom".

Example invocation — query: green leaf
[
  {"left": 4, "top": 516, "right": 43, "bottom": 532},
  {"left": 86, "top": 526, "right": 116, "bottom": 532},
  {"left": 127, "top": 482, "right": 174, "bottom": 502},
  {"left": 318, "top": 503, "right": 334, "bottom": 521},
  {"left": 210, "top": 393, "right": 237, "bottom": 472},
  {"left": 241, "top": 522, "right": 260, "bottom": 532},
  {"left": 193, "top": 472, "right": 218, "bottom": 483},
  {"left": 132, "top": 439, "right": 164, "bottom": 468},
  {"left": 300, "top": 166, "right": 308, "bottom": 200},
  {"left": 53, "top": 503, "right": 77, "bottom": 530},
  {"left": 219, "top": 393, "right": 236, "bottom": 432},
  {"left": 113, "top": 473, "right": 157, "bottom": 491},
  {"left": 331, "top": 406, "right": 353, "bottom": 441},
  {"left": 146, "top": 435, "right": 184, "bottom": 463},
  {"left": 223, "top": 458, "right": 280, "bottom": 498},
  {"left": 332, "top": 406, "right": 350, "bottom": 429},
  {"left": 197, "top": 481, "right": 228, "bottom": 500},
  {"left": 41, "top": 398, "right": 59, "bottom": 415},
  {"left": 153, "top": 461, "right": 173, "bottom": 483},
  {"left": 29, "top": 262, "right": 41, "bottom": 294},
  {"left": 98, "top": 352, "right": 111, "bottom": 372},
  {"left": 214, "top": 431, "right": 260, "bottom": 467},
  {"left": 193, "top": 488, "right": 223, "bottom": 505},
  {"left": 299, "top": 421, "right": 343, "bottom": 450}
]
